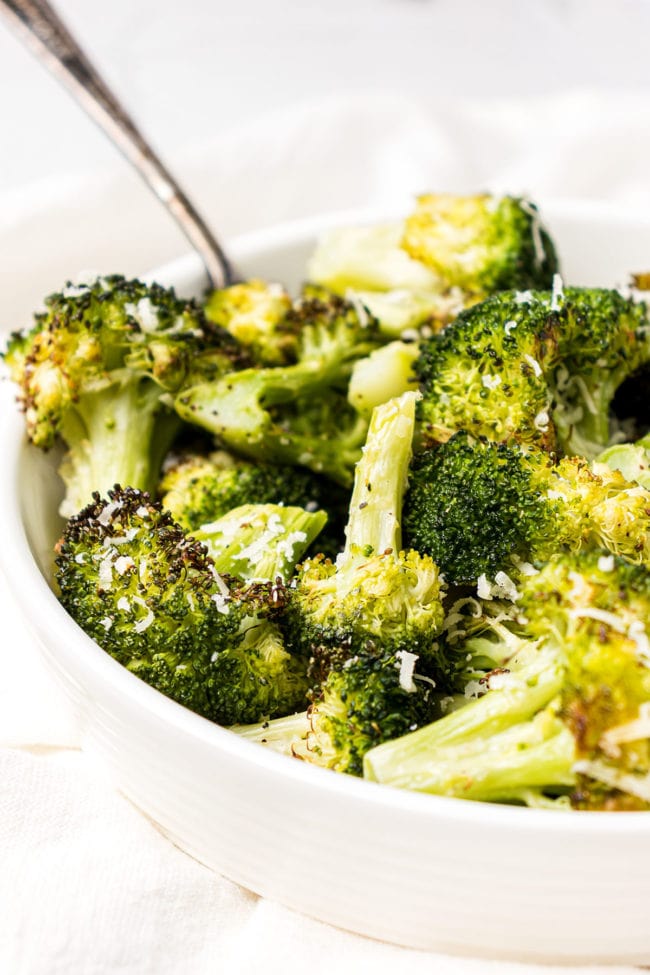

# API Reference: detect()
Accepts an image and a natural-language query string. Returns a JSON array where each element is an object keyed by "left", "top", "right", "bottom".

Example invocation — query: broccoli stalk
[
  {"left": 57, "top": 373, "right": 181, "bottom": 519},
  {"left": 364, "top": 641, "right": 572, "bottom": 801},
  {"left": 4, "top": 276, "right": 244, "bottom": 516},
  {"left": 364, "top": 552, "right": 650, "bottom": 809},
  {"left": 284, "top": 391, "right": 445, "bottom": 668},
  {"left": 347, "top": 340, "right": 420, "bottom": 417},
  {"left": 233, "top": 709, "right": 311, "bottom": 757},
  {"left": 174, "top": 294, "right": 380, "bottom": 486}
]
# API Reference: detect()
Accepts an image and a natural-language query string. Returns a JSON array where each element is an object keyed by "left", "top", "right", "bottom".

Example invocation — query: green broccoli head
[
  {"left": 232, "top": 646, "right": 437, "bottom": 777},
  {"left": 521, "top": 552, "right": 650, "bottom": 809},
  {"left": 416, "top": 285, "right": 650, "bottom": 459},
  {"left": 306, "top": 196, "right": 559, "bottom": 339},
  {"left": 300, "top": 647, "right": 437, "bottom": 776},
  {"left": 403, "top": 432, "right": 650, "bottom": 584},
  {"left": 365, "top": 551, "right": 650, "bottom": 809},
  {"left": 55, "top": 485, "right": 242, "bottom": 673},
  {"left": 284, "top": 392, "right": 445, "bottom": 669},
  {"left": 403, "top": 433, "right": 549, "bottom": 584},
  {"left": 402, "top": 194, "right": 559, "bottom": 294},
  {"left": 415, "top": 287, "right": 560, "bottom": 451},
  {"left": 55, "top": 486, "right": 309, "bottom": 726},
  {"left": 286, "top": 549, "right": 444, "bottom": 673},
  {"left": 174, "top": 292, "right": 381, "bottom": 486},
  {"left": 158, "top": 447, "right": 349, "bottom": 557},
  {"left": 204, "top": 279, "right": 296, "bottom": 366},
  {"left": 550, "top": 287, "right": 650, "bottom": 457},
  {"left": 4, "top": 275, "right": 245, "bottom": 516}
]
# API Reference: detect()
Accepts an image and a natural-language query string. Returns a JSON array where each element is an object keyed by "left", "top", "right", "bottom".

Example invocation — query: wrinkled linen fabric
[{"left": 1, "top": 91, "right": 649, "bottom": 974}]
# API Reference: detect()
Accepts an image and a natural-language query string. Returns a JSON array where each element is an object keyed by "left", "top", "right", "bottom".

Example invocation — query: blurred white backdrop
[
  {"left": 3, "top": 0, "right": 650, "bottom": 189},
  {"left": 2, "top": 0, "right": 650, "bottom": 329}
]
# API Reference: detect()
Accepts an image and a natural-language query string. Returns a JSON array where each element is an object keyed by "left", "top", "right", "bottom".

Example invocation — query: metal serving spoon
[{"left": 0, "top": 0, "right": 235, "bottom": 290}]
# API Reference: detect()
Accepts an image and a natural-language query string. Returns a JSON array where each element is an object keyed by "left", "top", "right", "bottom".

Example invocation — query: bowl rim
[{"left": 5, "top": 200, "right": 650, "bottom": 837}]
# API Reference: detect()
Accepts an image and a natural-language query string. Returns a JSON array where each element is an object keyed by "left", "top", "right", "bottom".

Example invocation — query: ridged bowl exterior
[{"left": 4, "top": 205, "right": 650, "bottom": 963}]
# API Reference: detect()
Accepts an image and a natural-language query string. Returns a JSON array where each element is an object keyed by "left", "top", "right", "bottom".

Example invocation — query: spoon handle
[{"left": 1, "top": 0, "right": 235, "bottom": 289}]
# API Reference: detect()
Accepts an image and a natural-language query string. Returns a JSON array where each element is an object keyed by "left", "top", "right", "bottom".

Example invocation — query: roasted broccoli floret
[
  {"left": 283, "top": 392, "right": 445, "bottom": 670},
  {"left": 364, "top": 551, "right": 650, "bottom": 809},
  {"left": 3, "top": 276, "right": 245, "bottom": 516},
  {"left": 55, "top": 487, "right": 310, "bottom": 725},
  {"left": 232, "top": 646, "right": 436, "bottom": 776},
  {"left": 192, "top": 503, "right": 327, "bottom": 582},
  {"left": 416, "top": 285, "right": 650, "bottom": 458},
  {"left": 402, "top": 194, "right": 558, "bottom": 294},
  {"left": 403, "top": 432, "right": 650, "bottom": 584},
  {"left": 158, "top": 447, "right": 349, "bottom": 557},
  {"left": 204, "top": 279, "right": 296, "bottom": 365},
  {"left": 174, "top": 293, "right": 381, "bottom": 485},
  {"left": 416, "top": 286, "right": 560, "bottom": 451},
  {"left": 307, "top": 195, "right": 558, "bottom": 338}
]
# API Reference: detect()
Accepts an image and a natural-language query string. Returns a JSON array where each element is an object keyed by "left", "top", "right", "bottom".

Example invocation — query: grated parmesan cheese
[
  {"left": 524, "top": 354, "right": 543, "bottom": 378},
  {"left": 124, "top": 297, "right": 160, "bottom": 332},
  {"left": 397, "top": 650, "right": 418, "bottom": 693},
  {"left": 476, "top": 574, "right": 492, "bottom": 600},
  {"left": 97, "top": 500, "right": 121, "bottom": 527},
  {"left": 534, "top": 410, "right": 550, "bottom": 431},
  {"left": 550, "top": 273, "right": 565, "bottom": 311},
  {"left": 569, "top": 607, "right": 627, "bottom": 633},
  {"left": 477, "top": 572, "right": 520, "bottom": 602},
  {"left": 134, "top": 608, "right": 155, "bottom": 633},
  {"left": 114, "top": 555, "right": 134, "bottom": 576},
  {"left": 628, "top": 620, "right": 650, "bottom": 665}
]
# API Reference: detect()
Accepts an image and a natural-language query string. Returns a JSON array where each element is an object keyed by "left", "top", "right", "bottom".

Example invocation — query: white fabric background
[{"left": 3, "top": 1, "right": 650, "bottom": 971}]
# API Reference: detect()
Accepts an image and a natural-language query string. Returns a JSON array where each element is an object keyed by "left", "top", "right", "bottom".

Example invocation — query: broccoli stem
[
  {"left": 230, "top": 710, "right": 310, "bottom": 755},
  {"left": 58, "top": 376, "right": 180, "bottom": 516},
  {"left": 176, "top": 364, "right": 367, "bottom": 486},
  {"left": 363, "top": 641, "right": 569, "bottom": 800},
  {"left": 369, "top": 715, "right": 575, "bottom": 803},
  {"left": 342, "top": 390, "right": 418, "bottom": 562},
  {"left": 557, "top": 377, "right": 613, "bottom": 459}
]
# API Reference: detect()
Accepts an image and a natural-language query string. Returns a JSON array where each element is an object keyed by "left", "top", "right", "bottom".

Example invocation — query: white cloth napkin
[{"left": 2, "top": 91, "right": 650, "bottom": 973}]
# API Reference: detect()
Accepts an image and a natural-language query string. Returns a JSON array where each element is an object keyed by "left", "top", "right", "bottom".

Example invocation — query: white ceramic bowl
[{"left": 3, "top": 203, "right": 650, "bottom": 964}]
